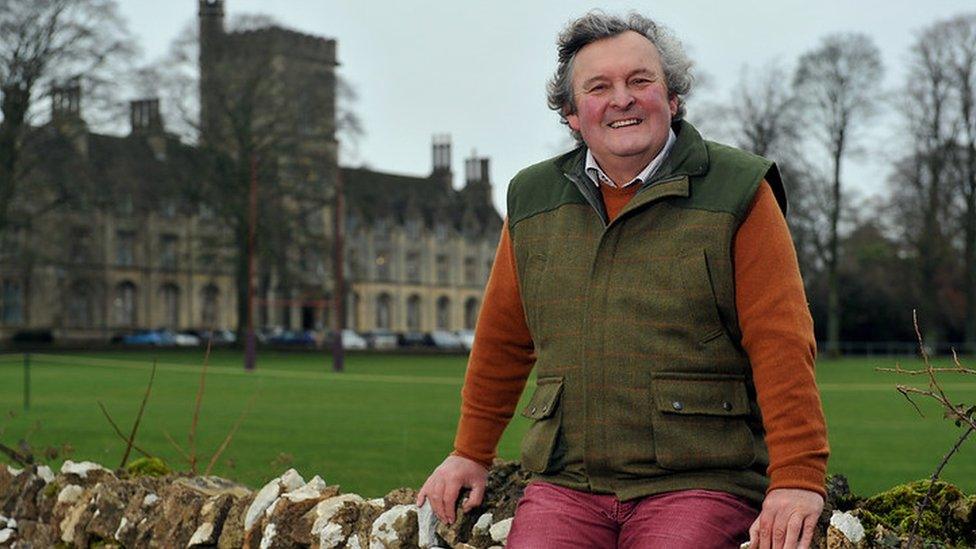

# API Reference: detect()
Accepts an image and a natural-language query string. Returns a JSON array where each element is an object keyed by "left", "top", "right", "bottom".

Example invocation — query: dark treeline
[{"left": 700, "top": 13, "right": 976, "bottom": 354}]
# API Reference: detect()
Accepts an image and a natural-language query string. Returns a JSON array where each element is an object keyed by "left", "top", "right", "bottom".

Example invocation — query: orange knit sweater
[{"left": 454, "top": 180, "right": 829, "bottom": 497}]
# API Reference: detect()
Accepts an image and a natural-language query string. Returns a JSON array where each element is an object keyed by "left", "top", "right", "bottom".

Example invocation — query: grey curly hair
[{"left": 547, "top": 12, "right": 694, "bottom": 143}]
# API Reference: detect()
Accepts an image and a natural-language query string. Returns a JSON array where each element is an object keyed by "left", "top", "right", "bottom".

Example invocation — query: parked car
[
  {"left": 455, "top": 329, "right": 475, "bottom": 351},
  {"left": 121, "top": 329, "right": 174, "bottom": 346},
  {"left": 173, "top": 331, "right": 202, "bottom": 346},
  {"left": 398, "top": 331, "right": 433, "bottom": 348},
  {"left": 269, "top": 330, "right": 316, "bottom": 346},
  {"left": 197, "top": 329, "right": 237, "bottom": 345},
  {"left": 365, "top": 330, "right": 398, "bottom": 350},
  {"left": 341, "top": 329, "right": 367, "bottom": 350},
  {"left": 430, "top": 330, "right": 463, "bottom": 350}
]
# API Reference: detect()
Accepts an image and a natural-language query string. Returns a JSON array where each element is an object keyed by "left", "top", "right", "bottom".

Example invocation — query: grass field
[{"left": 1, "top": 349, "right": 974, "bottom": 498}]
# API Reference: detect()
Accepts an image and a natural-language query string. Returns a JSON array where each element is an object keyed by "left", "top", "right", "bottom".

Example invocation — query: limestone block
[
  {"left": 2, "top": 467, "right": 45, "bottom": 520},
  {"left": 85, "top": 479, "right": 138, "bottom": 542},
  {"left": 353, "top": 498, "right": 386, "bottom": 546},
  {"left": 488, "top": 517, "right": 511, "bottom": 544},
  {"left": 57, "top": 485, "right": 84, "bottom": 505},
  {"left": 187, "top": 493, "right": 235, "bottom": 547},
  {"left": 416, "top": 502, "right": 440, "bottom": 549},
  {"left": 176, "top": 476, "right": 252, "bottom": 499},
  {"left": 35, "top": 466, "right": 54, "bottom": 485},
  {"left": 468, "top": 512, "right": 493, "bottom": 548},
  {"left": 263, "top": 481, "right": 340, "bottom": 548},
  {"left": 827, "top": 525, "right": 860, "bottom": 549},
  {"left": 59, "top": 494, "right": 93, "bottom": 546},
  {"left": 59, "top": 460, "right": 113, "bottom": 486},
  {"left": 369, "top": 504, "right": 418, "bottom": 549},
  {"left": 282, "top": 475, "right": 331, "bottom": 502},
  {"left": 308, "top": 494, "right": 363, "bottom": 549},
  {"left": 217, "top": 492, "right": 253, "bottom": 549},
  {"left": 245, "top": 469, "right": 305, "bottom": 532},
  {"left": 384, "top": 487, "right": 417, "bottom": 507},
  {"left": 152, "top": 478, "right": 222, "bottom": 547}
]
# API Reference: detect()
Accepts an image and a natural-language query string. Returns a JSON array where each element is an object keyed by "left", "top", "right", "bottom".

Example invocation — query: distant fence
[{"left": 824, "top": 341, "right": 974, "bottom": 357}]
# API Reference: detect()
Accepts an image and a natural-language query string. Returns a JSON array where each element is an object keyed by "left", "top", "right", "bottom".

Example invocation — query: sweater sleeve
[
  {"left": 453, "top": 218, "right": 536, "bottom": 467},
  {"left": 734, "top": 181, "right": 829, "bottom": 497}
]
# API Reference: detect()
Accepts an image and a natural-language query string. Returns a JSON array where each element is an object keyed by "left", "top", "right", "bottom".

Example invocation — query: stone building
[
  {"left": 0, "top": 0, "right": 501, "bottom": 343},
  {"left": 343, "top": 138, "right": 502, "bottom": 333},
  {"left": 0, "top": 84, "right": 238, "bottom": 343}
]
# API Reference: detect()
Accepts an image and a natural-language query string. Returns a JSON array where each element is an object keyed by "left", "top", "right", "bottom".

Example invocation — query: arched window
[
  {"left": 436, "top": 296, "right": 451, "bottom": 330},
  {"left": 114, "top": 281, "right": 137, "bottom": 327},
  {"left": 201, "top": 284, "right": 219, "bottom": 328},
  {"left": 406, "top": 294, "right": 422, "bottom": 331},
  {"left": 160, "top": 284, "right": 180, "bottom": 328},
  {"left": 376, "top": 293, "right": 392, "bottom": 329},
  {"left": 464, "top": 297, "right": 479, "bottom": 330}
]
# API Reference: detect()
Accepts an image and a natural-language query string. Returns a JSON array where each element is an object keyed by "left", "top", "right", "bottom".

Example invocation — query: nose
[{"left": 609, "top": 83, "right": 635, "bottom": 110}]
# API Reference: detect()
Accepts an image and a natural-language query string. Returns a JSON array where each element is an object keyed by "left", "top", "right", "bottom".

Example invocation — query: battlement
[{"left": 228, "top": 26, "right": 337, "bottom": 64}]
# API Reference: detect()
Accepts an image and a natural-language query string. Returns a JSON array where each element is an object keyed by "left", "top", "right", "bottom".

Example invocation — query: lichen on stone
[
  {"left": 860, "top": 479, "right": 975, "bottom": 546},
  {"left": 124, "top": 456, "right": 171, "bottom": 478}
]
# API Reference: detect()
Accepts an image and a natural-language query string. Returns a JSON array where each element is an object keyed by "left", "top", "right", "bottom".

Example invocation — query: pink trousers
[{"left": 505, "top": 482, "right": 758, "bottom": 549}]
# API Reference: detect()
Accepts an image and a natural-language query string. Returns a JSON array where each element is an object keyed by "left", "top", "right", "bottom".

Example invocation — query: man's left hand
[{"left": 748, "top": 488, "right": 824, "bottom": 549}]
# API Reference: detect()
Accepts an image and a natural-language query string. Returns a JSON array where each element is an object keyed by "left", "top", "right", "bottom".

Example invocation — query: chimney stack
[
  {"left": 130, "top": 98, "right": 163, "bottom": 134},
  {"left": 51, "top": 79, "right": 82, "bottom": 121},
  {"left": 465, "top": 151, "right": 490, "bottom": 185},
  {"left": 432, "top": 134, "right": 452, "bottom": 173}
]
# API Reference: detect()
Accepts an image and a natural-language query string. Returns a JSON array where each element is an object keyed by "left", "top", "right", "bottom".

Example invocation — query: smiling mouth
[{"left": 608, "top": 118, "right": 642, "bottom": 128}]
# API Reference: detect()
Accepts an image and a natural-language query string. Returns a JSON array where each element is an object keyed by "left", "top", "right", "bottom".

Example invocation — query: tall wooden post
[
  {"left": 245, "top": 154, "right": 258, "bottom": 371},
  {"left": 331, "top": 167, "right": 345, "bottom": 372}
]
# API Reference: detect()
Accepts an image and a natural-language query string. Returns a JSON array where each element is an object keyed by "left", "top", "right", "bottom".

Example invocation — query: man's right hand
[{"left": 416, "top": 455, "right": 489, "bottom": 524}]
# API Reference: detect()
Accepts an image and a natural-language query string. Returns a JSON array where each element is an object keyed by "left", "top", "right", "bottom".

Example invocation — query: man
[{"left": 417, "top": 12, "right": 828, "bottom": 549}]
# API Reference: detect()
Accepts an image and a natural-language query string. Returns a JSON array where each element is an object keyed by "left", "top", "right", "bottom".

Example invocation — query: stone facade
[{"left": 0, "top": 0, "right": 501, "bottom": 342}]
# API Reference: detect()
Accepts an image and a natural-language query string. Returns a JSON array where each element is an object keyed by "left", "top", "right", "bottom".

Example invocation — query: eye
[
  {"left": 586, "top": 83, "right": 608, "bottom": 93},
  {"left": 630, "top": 77, "right": 652, "bottom": 87}
]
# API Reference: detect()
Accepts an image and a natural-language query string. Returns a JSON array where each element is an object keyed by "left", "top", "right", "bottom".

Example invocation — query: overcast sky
[{"left": 117, "top": 1, "right": 976, "bottom": 215}]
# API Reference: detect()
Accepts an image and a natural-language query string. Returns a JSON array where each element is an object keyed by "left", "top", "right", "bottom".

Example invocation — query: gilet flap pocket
[
  {"left": 519, "top": 376, "right": 564, "bottom": 473},
  {"left": 650, "top": 372, "right": 755, "bottom": 471},
  {"left": 521, "top": 376, "right": 564, "bottom": 420},
  {"left": 652, "top": 373, "right": 749, "bottom": 417}
]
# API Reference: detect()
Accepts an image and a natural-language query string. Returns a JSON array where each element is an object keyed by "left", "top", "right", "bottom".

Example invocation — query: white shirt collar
[{"left": 584, "top": 127, "right": 677, "bottom": 188}]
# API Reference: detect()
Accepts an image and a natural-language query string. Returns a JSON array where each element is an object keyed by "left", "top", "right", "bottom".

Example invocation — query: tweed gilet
[{"left": 507, "top": 121, "right": 785, "bottom": 506}]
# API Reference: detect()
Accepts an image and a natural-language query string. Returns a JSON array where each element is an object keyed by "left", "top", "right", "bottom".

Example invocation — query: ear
[
  {"left": 668, "top": 93, "right": 678, "bottom": 117},
  {"left": 566, "top": 112, "right": 580, "bottom": 132}
]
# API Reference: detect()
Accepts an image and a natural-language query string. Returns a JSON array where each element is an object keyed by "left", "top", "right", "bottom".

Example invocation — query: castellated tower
[{"left": 196, "top": 0, "right": 340, "bottom": 331}]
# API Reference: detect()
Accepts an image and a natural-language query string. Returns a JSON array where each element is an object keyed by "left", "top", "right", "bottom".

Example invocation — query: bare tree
[
  {"left": 793, "top": 33, "right": 883, "bottom": 356},
  {"left": 157, "top": 13, "right": 362, "bottom": 340},
  {"left": 0, "top": 0, "right": 134, "bottom": 235},
  {"left": 940, "top": 14, "right": 976, "bottom": 352},
  {"left": 721, "top": 62, "right": 801, "bottom": 159},
  {"left": 891, "top": 22, "right": 960, "bottom": 345}
]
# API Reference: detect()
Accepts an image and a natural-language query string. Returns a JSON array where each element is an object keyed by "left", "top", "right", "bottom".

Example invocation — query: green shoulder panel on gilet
[{"left": 506, "top": 121, "right": 786, "bottom": 230}]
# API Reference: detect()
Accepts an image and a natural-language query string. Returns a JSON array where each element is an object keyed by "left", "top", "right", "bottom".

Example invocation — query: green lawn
[{"left": 0, "top": 350, "right": 974, "bottom": 498}]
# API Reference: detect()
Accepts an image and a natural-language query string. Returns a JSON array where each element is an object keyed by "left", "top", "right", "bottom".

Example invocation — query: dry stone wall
[
  {"left": 0, "top": 460, "right": 529, "bottom": 548},
  {"left": 1, "top": 459, "right": 973, "bottom": 548}
]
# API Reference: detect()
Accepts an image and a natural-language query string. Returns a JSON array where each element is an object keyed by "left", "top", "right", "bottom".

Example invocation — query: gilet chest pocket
[
  {"left": 519, "top": 376, "right": 564, "bottom": 474},
  {"left": 649, "top": 372, "right": 756, "bottom": 471}
]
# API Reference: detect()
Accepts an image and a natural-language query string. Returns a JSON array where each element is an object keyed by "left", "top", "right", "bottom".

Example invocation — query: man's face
[{"left": 566, "top": 31, "right": 677, "bottom": 170}]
